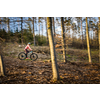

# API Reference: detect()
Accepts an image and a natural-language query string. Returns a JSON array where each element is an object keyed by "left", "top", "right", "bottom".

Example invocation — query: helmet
[{"left": 28, "top": 42, "right": 31, "bottom": 45}]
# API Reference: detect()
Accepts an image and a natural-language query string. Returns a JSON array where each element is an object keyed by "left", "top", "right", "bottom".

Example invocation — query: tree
[
  {"left": 47, "top": 17, "right": 59, "bottom": 80},
  {"left": 38, "top": 17, "right": 41, "bottom": 40},
  {"left": 2, "top": 17, "right": 6, "bottom": 32},
  {"left": 86, "top": 17, "right": 92, "bottom": 63},
  {"left": 21, "top": 17, "right": 23, "bottom": 45},
  {"left": 32, "top": 17, "right": 35, "bottom": 46},
  {"left": 17, "top": 17, "right": 20, "bottom": 32},
  {"left": 61, "top": 17, "right": 67, "bottom": 62},
  {"left": 98, "top": 17, "right": 100, "bottom": 63},
  {"left": 42, "top": 17, "right": 44, "bottom": 41},
  {"left": 0, "top": 39, "right": 5, "bottom": 76},
  {"left": 45, "top": 17, "right": 49, "bottom": 45},
  {"left": 52, "top": 17, "right": 56, "bottom": 37},
  {"left": 80, "top": 17, "right": 84, "bottom": 49},
  {"left": 0, "top": 17, "right": 1, "bottom": 30},
  {"left": 0, "top": 55, "right": 5, "bottom": 76}
]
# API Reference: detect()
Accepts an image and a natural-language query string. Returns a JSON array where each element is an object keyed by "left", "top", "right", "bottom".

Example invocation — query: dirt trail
[{"left": 0, "top": 56, "right": 100, "bottom": 84}]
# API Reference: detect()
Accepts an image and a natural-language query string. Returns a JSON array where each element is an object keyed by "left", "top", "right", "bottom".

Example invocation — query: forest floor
[{"left": 0, "top": 43, "right": 100, "bottom": 84}]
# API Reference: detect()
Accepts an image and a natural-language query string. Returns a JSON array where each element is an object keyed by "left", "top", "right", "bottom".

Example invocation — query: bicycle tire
[
  {"left": 30, "top": 53, "right": 38, "bottom": 61},
  {"left": 18, "top": 52, "right": 26, "bottom": 60}
]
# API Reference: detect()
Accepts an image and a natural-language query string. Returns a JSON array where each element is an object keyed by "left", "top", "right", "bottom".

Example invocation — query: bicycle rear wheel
[
  {"left": 30, "top": 53, "right": 38, "bottom": 61},
  {"left": 18, "top": 52, "right": 26, "bottom": 60}
]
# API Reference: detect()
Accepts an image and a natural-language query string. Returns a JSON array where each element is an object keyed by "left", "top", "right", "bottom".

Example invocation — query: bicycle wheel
[
  {"left": 30, "top": 53, "right": 38, "bottom": 61},
  {"left": 18, "top": 52, "right": 26, "bottom": 60}
]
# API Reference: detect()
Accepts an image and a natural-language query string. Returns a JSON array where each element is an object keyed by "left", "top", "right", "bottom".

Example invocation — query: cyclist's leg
[
  {"left": 26, "top": 49, "right": 29, "bottom": 58},
  {"left": 25, "top": 49, "right": 28, "bottom": 58}
]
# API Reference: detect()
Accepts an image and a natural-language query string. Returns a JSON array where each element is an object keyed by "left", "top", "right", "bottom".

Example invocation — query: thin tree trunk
[
  {"left": 47, "top": 17, "right": 59, "bottom": 80},
  {"left": 32, "top": 17, "right": 35, "bottom": 46},
  {"left": 0, "top": 18, "right": 2, "bottom": 30},
  {"left": 42, "top": 20, "right": 43, "bottom": 41},
  {"left": 0, "top": 55, "right": 5, "bottom": 76},
  {"left": 61, "top": 17, "right": 67, "bottom": 63},
  {"left": 52, "top": 17, "right": 56, "bottom": 37},
  {"left": 81, "top": 18, "right": 84, "bottom": 49},
  {"left": 86, "top": 17, "right": 92, "bottom": 63},
  {"left": 17, "top": 17, "right": 20, "bottom": 32},
  {"left": 38, "top": 17, "right": 40, "bottom": 40},
  {"left": 45, "top": 17, "right": 49, "bottom": 45},
  {"left": 0, "top": 17, "right": 1, "bottom": 30},
  {"left": 72, "top": 29, "right": 74, "bottom": 47},
  {"left": 7, "top": 17, "right": 10, "bottom": 32},
  {"left": 98, "top": 17, "right": 100, "bottom": 63},
  {"left": 21, "top": 17, "right": 23, "bottom": 45}
]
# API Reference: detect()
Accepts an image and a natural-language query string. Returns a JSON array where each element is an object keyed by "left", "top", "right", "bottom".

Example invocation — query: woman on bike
[{"left": 24, "top": 43, "right": 32, "bottom": 59}]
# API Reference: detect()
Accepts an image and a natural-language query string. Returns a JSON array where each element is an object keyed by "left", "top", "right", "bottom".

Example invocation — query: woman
[{"left": 24, "top": 43, "right": 32, "bottom": 59}]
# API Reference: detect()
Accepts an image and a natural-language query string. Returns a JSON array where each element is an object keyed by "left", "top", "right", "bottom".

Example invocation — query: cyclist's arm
[{"left": 28, "top": 45, "right": 32, "bottom": 51}]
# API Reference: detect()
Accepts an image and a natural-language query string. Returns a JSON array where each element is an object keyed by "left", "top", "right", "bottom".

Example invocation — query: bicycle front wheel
[
  {"left": 18, "top": 52, "right": 26, "bottom": 60},
  {"left": 30, "top": 53, "right": 38, "bottom": 61}
]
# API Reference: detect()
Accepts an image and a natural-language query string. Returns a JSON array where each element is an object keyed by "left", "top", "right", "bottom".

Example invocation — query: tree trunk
[
  {"left": 45, "top": 17, "right": 49, "bottom": 46},
  {"left": 81, "top": 18, "right": 84, "bottom": 49},
  {"left": 61, "top": 17, "right": 67, "bottom": 63},
  {"left": 7, "top": 17, "right": 10, "bottom": 32},
  {"left": 0, "top": 55, "right": 5, "bottom": 76},
  {"left": 42, "top": 20, "right": 43, "bottom": 41},
  {"left": 38, "top": 17, "right": 40, "bottom": 41},
  {"left": 0, "top": 17, "right": 1, "bottom": 30},
  {"left": 47, "top": 17, "right": 59, "bottom": 80},
  {"left": 21, "top": 17, "right": 23, "bottom": 45},
  {"left": 52, "top": 17, "right": 56, "bottom": 37},
  {"left": 98, "top": 17, "right": 100, "bottom": 63},
  {"left": 17, "top": 17, "right": 20, "bottom": 32},
  {"left": 86, "top": 17, "right": 92, "bottom": 63},
  {"left": 32, "top": 17, "right": 35, "bottom": 46}
]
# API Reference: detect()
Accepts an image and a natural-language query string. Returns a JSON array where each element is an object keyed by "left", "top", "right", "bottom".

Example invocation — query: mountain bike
[{"left": 18, "top": 50, "right": 38, "bottom": 61}]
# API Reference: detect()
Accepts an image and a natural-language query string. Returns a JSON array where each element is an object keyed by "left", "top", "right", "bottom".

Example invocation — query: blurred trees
[{"left": 0, "top": 17, "right": 99, "bottom": 49}]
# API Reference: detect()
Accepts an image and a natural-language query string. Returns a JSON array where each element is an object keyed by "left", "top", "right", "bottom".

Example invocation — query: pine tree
[{"left": 86, "top": 17, "right": 92, "bottom": 63}]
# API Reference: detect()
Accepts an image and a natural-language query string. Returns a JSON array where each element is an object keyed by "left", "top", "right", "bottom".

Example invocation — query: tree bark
[
  {"left": 61, "top": 17, "right": 67, "bottom": 63},
  {"left": 38, "top": 17, "right": 40, "bottom": 40},
  {"left": 47, "top": 17, "right": 59, "bottom": 80},
  {"left": 86, "top": 17, "right": 92, "bottom": 63},
  {"left": 52, "top": 17, "right": 56, "bottom": 37},
  {"left": 21, "top": 17, "right": 23, "bottom": 45},
  {"left": 81, "top": 18, "right": 84, "bottom": 49},
  {"left": 17, "top": 17, "right": 20, "bottom": 32},
  {"left": 98, "top": 17, "right": 100, "bottom": 63},
  {"left": 0, "top": 55, "right": 5, "bottom": 76},
  {"left": 0, "top": 17, "right": 1, "bottom": 30},
  {"left": 7, "top": 17, "right": 10, "bottom": 32},
  {"left": 32, "top": 17, "right": 35, "bottom": 46},
  {"left": 45, "top": 17, "right": 49, "bottom": 46}
]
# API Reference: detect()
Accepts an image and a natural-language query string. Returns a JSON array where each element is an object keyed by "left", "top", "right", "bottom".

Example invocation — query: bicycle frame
[{"left": 27, "top": 51, "right": 33, "bottom": 58}]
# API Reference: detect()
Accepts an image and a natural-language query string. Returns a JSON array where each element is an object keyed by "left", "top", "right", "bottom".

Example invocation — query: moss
[{"left": 66, "top": 54, "right": 71, "bottom": 57}]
